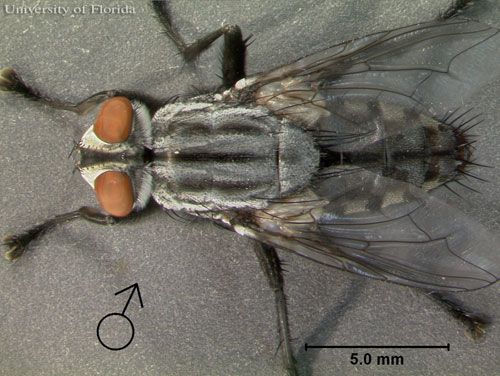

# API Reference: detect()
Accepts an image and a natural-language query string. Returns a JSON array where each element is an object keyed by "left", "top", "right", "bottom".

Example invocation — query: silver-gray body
[
  {"left": 81, "top": 18, "right": 500, "bottom": 292},
  {"left": 150, "top": 99, "right": 319, "bottom": 212}
]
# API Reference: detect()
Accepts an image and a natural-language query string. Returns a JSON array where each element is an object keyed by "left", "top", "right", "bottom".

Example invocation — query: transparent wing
[
  {"left": 242, "top": 18, "right": 500, "bottom": 153},
  {"left": 234, "top": 170, "right": 499, "bottom": 292},
  {"left": 226, "top": 18, "right": 500, "bottom": 291},
  {"left": 246, "top": 18, "right": 500, "bottom": 114}
]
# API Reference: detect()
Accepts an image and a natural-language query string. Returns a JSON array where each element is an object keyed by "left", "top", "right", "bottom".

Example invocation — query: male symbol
[{"left": 96, "top": 283, "right": 144, "bottom": 351}]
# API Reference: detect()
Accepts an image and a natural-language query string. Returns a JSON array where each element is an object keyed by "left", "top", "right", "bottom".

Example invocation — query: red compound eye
[
  {"left": 94, "top": 171, "right": 134, "bottom": 217},
  {"left": 93, "top": 97, "right": 133, "bottom": 143}
]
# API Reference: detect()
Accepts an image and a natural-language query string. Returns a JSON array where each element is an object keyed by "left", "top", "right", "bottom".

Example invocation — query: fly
[{"left": 1, "top": 1, "right": 499, "bottom": 375}]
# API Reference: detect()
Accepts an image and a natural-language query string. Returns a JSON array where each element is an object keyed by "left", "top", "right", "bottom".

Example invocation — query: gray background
[{"left": 0, "top": 1, "right": 499, "bottom": 375}]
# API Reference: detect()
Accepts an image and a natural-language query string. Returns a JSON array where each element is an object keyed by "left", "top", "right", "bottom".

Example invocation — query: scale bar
[{"left": 305, "top": 343, "right": 450, "bottom": 351}]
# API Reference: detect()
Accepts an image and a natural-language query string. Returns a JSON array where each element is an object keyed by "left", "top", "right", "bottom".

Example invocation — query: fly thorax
[{"left": 150, "top": 101, "right": 319, "bottom": 211}]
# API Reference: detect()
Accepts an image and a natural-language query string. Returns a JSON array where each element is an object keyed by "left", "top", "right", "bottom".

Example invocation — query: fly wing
[
  {"left": 245, "top": 18, "right": 500, "bottom": 116},
  {"left": 230, "top": 170, "right": 499, "bottom": 292},
  {"left": 223, "top": 18, "right": 500, "bottom": 291},
  {"left": 241, "top": 18, "right": 500, "bottom": 156}
]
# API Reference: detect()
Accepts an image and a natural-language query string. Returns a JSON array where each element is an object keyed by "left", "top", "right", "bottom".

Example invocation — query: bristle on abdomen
[
  {"left": 439, "top": 108, "right": 489, "bottom": 194},
  {"left": 316, "top": 107, "right": 486, "bottom": 193}
]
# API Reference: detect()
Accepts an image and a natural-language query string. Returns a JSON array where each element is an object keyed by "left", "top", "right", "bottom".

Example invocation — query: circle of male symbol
[{"left": 97, "top": 312, "right": 135, "bottom": 351}]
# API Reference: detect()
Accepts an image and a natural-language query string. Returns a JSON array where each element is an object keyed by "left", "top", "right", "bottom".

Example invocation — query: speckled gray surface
[{"left": 0, "top": 1, "right": 499, "bottom": 375}]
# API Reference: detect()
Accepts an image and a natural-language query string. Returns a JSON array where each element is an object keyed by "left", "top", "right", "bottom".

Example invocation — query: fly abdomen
[
  {"left": 150, "top": 100, "right": 319, "bottom": 211},
  {"left": 318, "top": 105, "right": 473, "bottom": 191}
]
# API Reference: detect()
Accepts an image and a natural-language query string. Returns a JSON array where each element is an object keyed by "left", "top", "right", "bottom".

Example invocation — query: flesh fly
[{"left": 1, "top": 1, "right": 499, "bottom": 375}]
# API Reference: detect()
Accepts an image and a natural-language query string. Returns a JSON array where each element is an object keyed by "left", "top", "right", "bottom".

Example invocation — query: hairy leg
[
  {"left": 425, "top": 291, "right": 490, "bottom": 340},
  {"left": 151, "top": 0, "right": 248, "bottom": 88},
  {"left": 254, "top": 243, "right": 298, "bottom": 376}
]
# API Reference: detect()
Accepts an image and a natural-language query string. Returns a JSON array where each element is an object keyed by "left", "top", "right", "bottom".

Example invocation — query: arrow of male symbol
[{"left": 115, "top": 283, "right": 144, "bottom": 314}]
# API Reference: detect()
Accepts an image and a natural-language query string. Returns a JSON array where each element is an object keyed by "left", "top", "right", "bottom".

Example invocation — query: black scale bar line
[{"left": 305, "top": 343, "right": 450, "bottom": 351}]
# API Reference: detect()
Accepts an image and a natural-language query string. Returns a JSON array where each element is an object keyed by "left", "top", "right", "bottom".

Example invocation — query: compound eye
[
  {"left": 94, "top": 171, "right": 134, "bottom": 217},
  {"left": 93, "top": 97, "right": 133, "bottom": 143}
]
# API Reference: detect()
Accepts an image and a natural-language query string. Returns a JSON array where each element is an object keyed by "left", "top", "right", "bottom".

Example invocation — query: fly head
[{"left": 77, "top": 97, "right": 154, "bottom": 217}]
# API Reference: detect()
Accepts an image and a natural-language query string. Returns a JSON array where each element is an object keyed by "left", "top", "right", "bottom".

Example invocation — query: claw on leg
[
  {"left": 0, "top": 67, "right": 39, "bottom": 98},
  {"left": 426, "top": 291, "right": 491, "bottom": 340},
  {"left": 3, "top": 234, "right": 28, "bottom": 261},
  {"left": 2, "top": 207, "right": 117, "bottom": 261}
]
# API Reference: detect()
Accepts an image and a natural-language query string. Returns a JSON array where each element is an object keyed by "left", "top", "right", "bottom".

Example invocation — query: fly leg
[
  {"left": 151, "top": 0, "right": 247, "bottom": 88},
  {"left": 3, "top": 206, "right": 140, "bottom": 261},
  {"left": 439, "top": 0, "right": 473, "bottom": 20},
  {"left": 0, "top": 67, "right": 120, "bottom": 114},
  {"left": 0, "top": 67, "right": 162, "bottom": 114},
  {"left": 425, "top": 291, "right": 490, "bottom": 340},
  {"left": 254, "top": 243, "right": 298, "bottom": 376}
]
